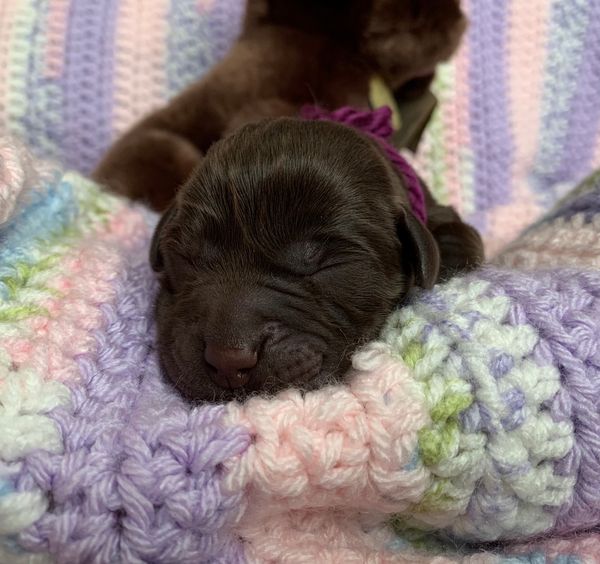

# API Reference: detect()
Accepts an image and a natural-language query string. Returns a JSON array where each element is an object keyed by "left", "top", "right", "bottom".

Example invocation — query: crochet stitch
[
  {"left": 0, "top": 0, "right": 245, "bottom": 175},
  {"left": 410, "top": 0, "right": 600, "bottom": 255},
  {"left": 2, "top": 0, "right": 600, "bottom": 562}
]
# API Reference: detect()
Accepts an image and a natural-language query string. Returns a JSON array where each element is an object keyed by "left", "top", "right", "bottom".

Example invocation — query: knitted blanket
[{"left": 2, "top": 140, "right": 600, "bottom": 562}]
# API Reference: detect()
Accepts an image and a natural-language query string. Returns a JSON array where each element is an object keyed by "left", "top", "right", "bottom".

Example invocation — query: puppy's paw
[
  {"left": 94, "top": 128, "right": 203, "bottom": 211},
  {"left": 432, "top": 221, "right": 484, "bottom": 282}
]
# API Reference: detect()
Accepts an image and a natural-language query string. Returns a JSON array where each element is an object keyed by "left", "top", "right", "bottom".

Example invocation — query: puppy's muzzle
[{"left": 204, "top": 343, "right": 258, "bottom": 389}]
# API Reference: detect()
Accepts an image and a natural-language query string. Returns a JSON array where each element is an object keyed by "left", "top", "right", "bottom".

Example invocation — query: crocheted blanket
[
  {"left": 412, "top": 0, "right": 600, "bottom": 256},
  {"left": 2, "top": 0, "right": 600, "bottom": 562},
  {"left": 2, "top": 140, "right": 600, "bottom": 562},
  {"left": 0, "top": 0, "right": 245, "bottom": 175}
]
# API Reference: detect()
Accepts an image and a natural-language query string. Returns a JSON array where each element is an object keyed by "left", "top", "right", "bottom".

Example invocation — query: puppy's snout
[{"left": 204, "top": 343, "right": 258, "bottom": 389}]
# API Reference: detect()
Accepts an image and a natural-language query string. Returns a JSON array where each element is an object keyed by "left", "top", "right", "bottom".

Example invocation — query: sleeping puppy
[
  {"left": 150, "top": 118, "right": 483, "bottom": 402},
  {"left": 96, "top": 0, "right": 483, "bottom": 401}
]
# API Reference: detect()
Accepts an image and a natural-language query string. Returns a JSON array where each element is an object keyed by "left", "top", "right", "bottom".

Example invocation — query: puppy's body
[
  {"left": 95, "top": 0, "right": 483, "bottom": 401},
  {"left": 94, "top": 0, "right": 466, "bottom": 210}
]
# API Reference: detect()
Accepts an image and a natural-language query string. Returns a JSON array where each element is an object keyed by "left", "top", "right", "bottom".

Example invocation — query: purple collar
[{"left": 300, "top": 105, "right": 427, "bottom": 224}]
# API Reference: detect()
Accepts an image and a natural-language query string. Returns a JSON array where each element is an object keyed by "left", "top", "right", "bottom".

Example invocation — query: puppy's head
[
  {"left": 362, "top": 0, "right": 467, "bottom": 93},
  {"left": 151, "top": 118, "right": 439, "bottom": 402}
]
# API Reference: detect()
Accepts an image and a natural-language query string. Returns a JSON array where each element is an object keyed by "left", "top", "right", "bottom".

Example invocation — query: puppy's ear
[
  {"left": 150, "top": 203, "right": 177, "bottom": 272},
  {"left": 396, "top": 207, "right": 440, "bottom": 289}
]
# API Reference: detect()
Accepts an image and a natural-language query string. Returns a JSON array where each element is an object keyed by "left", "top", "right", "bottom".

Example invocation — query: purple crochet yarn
[
  {"left": 480, "top": 267, "right": 600, "bottom": 535},
  {"left": 300, "top": 105, "right": 428, "bottom": 224},
  {"left": 7, "top": 0, "right": 245, "bottom": 174},
  {"left": 15, "top": 250, "right": 250, "bottom": 563}
]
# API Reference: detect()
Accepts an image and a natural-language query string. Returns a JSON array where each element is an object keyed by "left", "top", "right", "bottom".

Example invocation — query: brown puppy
[
  {"left": 95, "top": 0, "right": 483, "bottom": 401},
  {"left": 150, "top": 118, "right": 482, "bottom": 402},
  {"left": 94, "top": 0, "right": 467, "bottom": 209}
]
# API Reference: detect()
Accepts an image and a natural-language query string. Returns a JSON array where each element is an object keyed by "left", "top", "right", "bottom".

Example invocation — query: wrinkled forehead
[
  {"left": 179, "top": 169, "right": 357, "bottom": 248},
  {"left": 176, "top": 118, "right": 397, "bottom": 246}
]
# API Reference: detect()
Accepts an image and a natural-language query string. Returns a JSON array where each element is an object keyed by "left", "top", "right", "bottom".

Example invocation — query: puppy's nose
[{"left": 204, "top": 343, "right": 258, "bottom": 389}]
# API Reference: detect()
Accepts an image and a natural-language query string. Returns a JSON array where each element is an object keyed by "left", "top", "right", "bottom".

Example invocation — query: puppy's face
[
  {"left": 362, "top": 0, "right": 466, "bottom": 92},
  {"left": 151, "top": 118, "right": 439, "bottom": 402}
]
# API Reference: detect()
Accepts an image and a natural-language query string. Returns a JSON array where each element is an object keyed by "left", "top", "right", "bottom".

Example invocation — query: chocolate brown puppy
[
  {"left": 94, "top": 0, "right": 467, "bottom": 209},
  {"left": 96, "top": 0, "right": 483, "bottom": 401},
  {"left": 150, "top": 118, "right": 482, "bottom": 402}
]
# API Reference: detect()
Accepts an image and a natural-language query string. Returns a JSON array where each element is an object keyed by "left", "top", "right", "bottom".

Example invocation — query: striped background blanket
[{"left": 1, "top": 0, "right": 599, "bottom": 255}]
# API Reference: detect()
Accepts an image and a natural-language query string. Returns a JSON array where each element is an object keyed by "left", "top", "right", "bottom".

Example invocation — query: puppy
[
  {"left": 94, "top": 0, "right": 467, "bottom": 210},
  {"left": 95, "top": 0, "right": 483, "bottom": 401},
  {"left": 150, "top": 117, "right": 482, "bottom": 402}
]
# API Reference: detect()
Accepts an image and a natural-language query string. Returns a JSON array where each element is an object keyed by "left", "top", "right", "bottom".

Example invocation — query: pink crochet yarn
[{"left": 224, "top": 343, "right": 431, "bottom": 558}]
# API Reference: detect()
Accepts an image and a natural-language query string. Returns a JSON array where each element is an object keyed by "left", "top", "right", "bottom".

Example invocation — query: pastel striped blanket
[
  {"left": 0, "top": 0, "right": 244, "bottom": 175},
  {"left": 413, "top": 0, "right": 600, "bottom": 256},
  {"left": 2, "top": 143, "right": 600, "bottom": 562}
]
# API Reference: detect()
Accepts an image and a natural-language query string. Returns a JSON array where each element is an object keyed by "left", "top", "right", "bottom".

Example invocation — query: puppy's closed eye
[
  {"left": 280, "top": 239, "right": 367, "bottom": 278},
  {"left": 280, "top": 240, "right": 326, "bottom": 276}
]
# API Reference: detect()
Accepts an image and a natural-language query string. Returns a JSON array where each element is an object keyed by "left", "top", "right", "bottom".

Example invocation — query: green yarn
[
  {"left": 0, "top": 179, "right": 114, "bottom": 325},
  {"left": 418, "top": 380, "right": 472, "bottom": 466},
  {"left": 402, "top": 341, "right": 424, "bottom": 368},
  {"left": 430, "top": 390, "right": 472, "bottom": 422},
  {"left": 413, "top": 386, "right": 473, "bottom": 510},
  {"left": 0, "top": 304, "right": 48, "bottom": 322},
  {"left": 1, "top": 257, "right": 58, "bottom": 300},
  {"left": 419, "top": 421, "right": 461, "bottom": 467}
]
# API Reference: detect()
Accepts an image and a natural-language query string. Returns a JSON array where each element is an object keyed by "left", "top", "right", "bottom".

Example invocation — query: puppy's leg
[{"left": 95, "top": 129, "right": 202, "bottom": 211}]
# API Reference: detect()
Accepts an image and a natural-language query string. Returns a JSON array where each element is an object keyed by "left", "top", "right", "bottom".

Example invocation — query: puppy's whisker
[{"left": 336, "top": 325, "right": 350, "bottom": 346}]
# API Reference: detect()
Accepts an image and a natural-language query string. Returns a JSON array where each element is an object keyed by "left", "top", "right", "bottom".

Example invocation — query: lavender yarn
[
  {"left": 15, "top": 250, "right": 250, "bottom": 563},
  {"left": 482, "top": 268, "right": 600, "bottom": 534}
]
